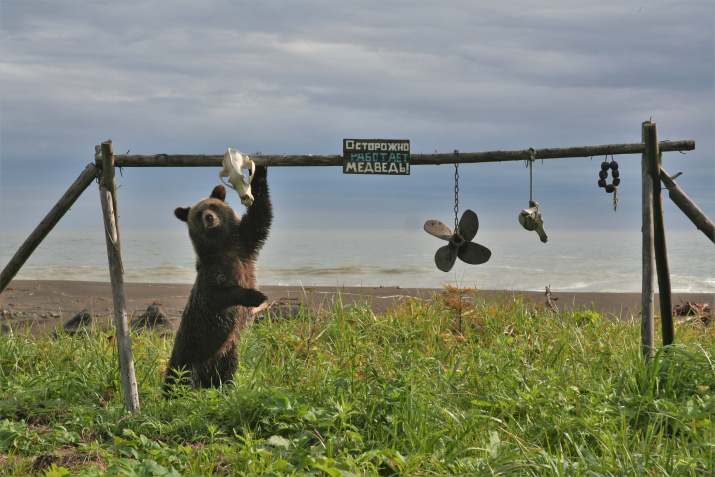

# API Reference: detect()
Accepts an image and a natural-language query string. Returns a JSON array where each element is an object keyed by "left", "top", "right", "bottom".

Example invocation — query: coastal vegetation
[{"left": 0, "top": 289, "right": 713, "bottom": 476}]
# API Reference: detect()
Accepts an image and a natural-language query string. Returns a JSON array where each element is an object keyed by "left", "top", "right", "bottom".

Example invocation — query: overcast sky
[{"left": 1, "top": 0, "right": 713, "bottom": 234}]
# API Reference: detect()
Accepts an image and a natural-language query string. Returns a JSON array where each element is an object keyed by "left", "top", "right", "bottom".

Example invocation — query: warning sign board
[{"left": 342, "top": 139, "right": 410, "bottom": 175}]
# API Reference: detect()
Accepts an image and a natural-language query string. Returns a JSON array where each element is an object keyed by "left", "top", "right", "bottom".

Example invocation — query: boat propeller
[{"left": 424, "top": 209, "right": 492, "bottom": 272}]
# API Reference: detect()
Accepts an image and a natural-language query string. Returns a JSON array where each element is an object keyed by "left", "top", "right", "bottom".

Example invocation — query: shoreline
[{"left": 1, "top": 279, "right": 713, "bottom": 335}]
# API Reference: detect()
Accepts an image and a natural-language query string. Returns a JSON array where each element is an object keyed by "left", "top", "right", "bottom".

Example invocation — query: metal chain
[{"left": 454, "top": 162, "right": 460, "bottom": 233}]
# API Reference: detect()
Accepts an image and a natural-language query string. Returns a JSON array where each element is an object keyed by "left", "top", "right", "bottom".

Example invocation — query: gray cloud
[{"left": 1, "top": 0, "right": 712, "bottom": 233}]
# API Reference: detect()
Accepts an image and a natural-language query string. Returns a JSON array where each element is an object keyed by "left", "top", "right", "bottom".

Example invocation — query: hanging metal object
[
  {"left": 597, "top": 146, "right": 620, "bottom": 211},
  {"left": 424, "top": 163, "right": 491, "bottom": 272},
  {"left": 519, "top": 200, "right": 548, "bottom": 243},
  {"left": 425, "top": 209, "right": 492, "bottom": 272},
  {"left": 519, "top": 149, "right": 548, "bottom": 243}
]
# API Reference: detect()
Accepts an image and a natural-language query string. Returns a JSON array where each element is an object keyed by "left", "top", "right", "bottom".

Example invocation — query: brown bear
[{"left": 163, "top": 166, "right": 272, "bottom": 394}]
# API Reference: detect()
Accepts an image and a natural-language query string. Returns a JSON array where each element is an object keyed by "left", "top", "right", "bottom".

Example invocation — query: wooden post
[
  {"left": 641, "top": 122, "right": 656, "bottom": 359},
  {"left": 99, "top": 140, "right": 140, "bottom": 413},
  {"left": 100, "top": 143, "right": 120, "bottom": 230},
  {"left": 659, "top": 169, "right": 715, "bottom": 244},
  {"left": 644, "top": 123, "right": 675, "bottom": 347},
  {"left": 0, "top": 164, "right": 99, "bottom": 293}
]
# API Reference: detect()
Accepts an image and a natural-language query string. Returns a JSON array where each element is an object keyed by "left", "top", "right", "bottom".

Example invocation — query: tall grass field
[{"left": 1, "top": 289, "right": 713, "bottom": 476}]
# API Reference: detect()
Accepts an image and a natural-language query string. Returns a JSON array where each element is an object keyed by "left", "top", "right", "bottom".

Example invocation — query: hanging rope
[
  {"left": 529, "top": 158, "right": 533, "bottom": 202},
  {"left": 527, "top": 147, "right": 536, "bottom": 202},
  {"left": 613, "top": 187, "right": 619, "bottom": 211}
]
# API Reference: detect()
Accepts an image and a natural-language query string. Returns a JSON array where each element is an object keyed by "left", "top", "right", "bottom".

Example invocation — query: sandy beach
[{"left": 1, "top": 279, "right": 712, "bottom": 336}]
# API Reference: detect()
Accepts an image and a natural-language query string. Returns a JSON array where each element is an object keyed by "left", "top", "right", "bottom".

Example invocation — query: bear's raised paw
[{"left": 244, "top": 289, "right": 267, "bottom": 308}]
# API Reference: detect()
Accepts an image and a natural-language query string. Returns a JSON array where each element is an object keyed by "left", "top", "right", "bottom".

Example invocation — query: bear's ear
[
  {"left": 211, "top": 185, "right": 226, "bottom": 202},
  {"left": 174, "top": 207, "right": 190, "bottom": 222}
]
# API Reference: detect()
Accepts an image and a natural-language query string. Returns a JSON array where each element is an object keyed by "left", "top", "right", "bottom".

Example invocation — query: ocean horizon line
[{"left": 2, "top": 228, "right": 713, "bottom": 294}]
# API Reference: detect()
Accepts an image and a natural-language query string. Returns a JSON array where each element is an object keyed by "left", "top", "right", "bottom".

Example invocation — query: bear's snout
[{"left": 202, "top": 210, "right": 219, "bottom": 228}]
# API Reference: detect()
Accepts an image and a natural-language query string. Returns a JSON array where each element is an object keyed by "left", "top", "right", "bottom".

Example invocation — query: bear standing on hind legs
[{"left": 163, "top": 166, "right": 272, "bottom": 395}]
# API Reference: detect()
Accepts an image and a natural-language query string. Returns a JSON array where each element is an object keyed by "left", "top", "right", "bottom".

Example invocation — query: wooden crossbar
[{"left": 94, "top": 140, "right": 695, "bottom": 168}]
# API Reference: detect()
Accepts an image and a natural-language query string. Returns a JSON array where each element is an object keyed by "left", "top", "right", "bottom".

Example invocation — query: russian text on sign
[{"left": 343, "top": 139, "right": 410, "bottom": 175}]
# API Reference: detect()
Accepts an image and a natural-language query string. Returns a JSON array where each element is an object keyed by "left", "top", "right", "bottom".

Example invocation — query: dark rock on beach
[
  {"left": 61, "top": 309, "right": 94, "bottom": 336},
  {"left": 131, "top": 302, "right": 170, "bottom": 332}
]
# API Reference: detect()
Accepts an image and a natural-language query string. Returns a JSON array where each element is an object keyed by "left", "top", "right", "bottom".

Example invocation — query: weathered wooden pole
[
  {"left": 641, "top": 122, "right": 656, "bottom": 359},
  {"left": 0, "top": 164, "right": 99, "bottom": 294},
  {"left": 98, "top": 140, "right": 140, "bottom": 413},
  {"left": 95, "top": 140, "right": 695, "bottom": 168},
  {"left": 659, "top": 169, "right": 715, "bottom": 244},
  {"left": 643, "top": 123, "right": 675, "bottom": 347}
]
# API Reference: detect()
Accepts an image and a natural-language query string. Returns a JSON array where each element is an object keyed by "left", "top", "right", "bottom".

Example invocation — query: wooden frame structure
[{"left": 1, "top": 121, "right": 711, "bottom": 412}]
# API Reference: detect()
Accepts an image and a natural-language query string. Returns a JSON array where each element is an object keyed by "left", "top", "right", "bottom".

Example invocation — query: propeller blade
[
  {"left": 457, "top": 209, "right": 479, "bottom": 242},
  {"left": 424, "top": 220, "right": 453, "bottom": 241},
  {"left": 435, "top": 243, "right": 459, "bottom": 272},
  {"left": 457, "top": 242, "right": 492, "bottom": 265}
]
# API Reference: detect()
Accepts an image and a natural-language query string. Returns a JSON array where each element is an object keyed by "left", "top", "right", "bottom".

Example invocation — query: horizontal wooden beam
[{"left": 96, "top": 140, "right": 694, "bottom": 168}]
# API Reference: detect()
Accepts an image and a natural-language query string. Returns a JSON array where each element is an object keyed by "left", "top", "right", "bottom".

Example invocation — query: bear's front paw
[{"left": 244, "top": 289, "right": 267, "bottom": 307}]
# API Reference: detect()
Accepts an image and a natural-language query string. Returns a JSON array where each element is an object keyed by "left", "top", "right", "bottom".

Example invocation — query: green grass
[{"left": 0, "top": 290, "right": 713, "bottom": 476}]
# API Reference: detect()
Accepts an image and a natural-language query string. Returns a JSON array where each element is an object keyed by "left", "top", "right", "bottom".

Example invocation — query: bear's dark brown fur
[{"left": 163, "top": 166, "right": 272, "bottom": 394}]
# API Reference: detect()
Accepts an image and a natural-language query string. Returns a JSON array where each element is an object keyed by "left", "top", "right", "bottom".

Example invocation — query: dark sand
[{"left": 1, "top": 279, "right": 712, "bottom": 335}]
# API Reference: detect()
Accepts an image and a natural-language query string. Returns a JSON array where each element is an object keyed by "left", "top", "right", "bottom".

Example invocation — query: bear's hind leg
[
  {"left": 215, "top": 343, "right": 239, "bottom": 386},
  {"left": 194, "top": 343, "right": 239, "bottom": 388}
]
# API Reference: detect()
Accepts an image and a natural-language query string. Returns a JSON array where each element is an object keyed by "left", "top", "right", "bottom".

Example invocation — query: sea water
[{"left": 1, "top": 228, "right": 713, "bottom": 293}]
